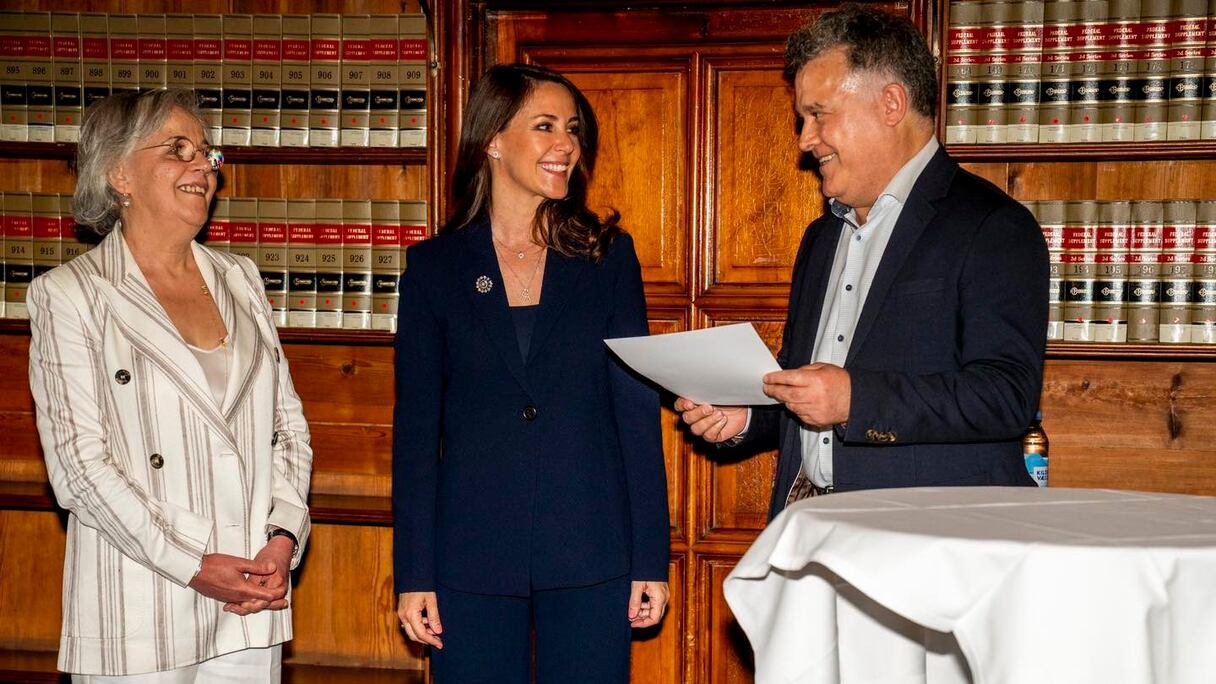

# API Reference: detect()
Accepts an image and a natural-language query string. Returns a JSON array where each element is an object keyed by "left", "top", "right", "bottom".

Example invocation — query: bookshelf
[{"left": 0, "top": 1, "right": 441, "bottom": 680}]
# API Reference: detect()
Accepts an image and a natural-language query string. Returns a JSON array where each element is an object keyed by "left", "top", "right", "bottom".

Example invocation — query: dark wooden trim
[{"left": 947, "top": 141, "right": 1216, "bottom": 162}]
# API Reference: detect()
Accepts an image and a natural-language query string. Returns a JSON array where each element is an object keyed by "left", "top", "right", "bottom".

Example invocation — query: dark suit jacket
[
  {"left": 392, "top": 220, "right": 669, "bottom": 596},
  {"left": 742, "top": 146, "right": 1049, "bottom": 519}
]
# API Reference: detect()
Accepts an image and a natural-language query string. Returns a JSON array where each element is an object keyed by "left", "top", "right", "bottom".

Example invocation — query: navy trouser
[{"left": 430, "top": 575, "right": 633, "bottom": 684}]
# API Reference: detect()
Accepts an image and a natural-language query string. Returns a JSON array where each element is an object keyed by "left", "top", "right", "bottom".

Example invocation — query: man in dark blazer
[{"left": 678, "top": 5, "right": 1049, "bottom": 519}]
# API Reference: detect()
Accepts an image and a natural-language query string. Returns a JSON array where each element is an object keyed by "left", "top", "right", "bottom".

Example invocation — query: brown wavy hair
[{"left": 441, "top": 63, "right": 620, "bottom": 262}]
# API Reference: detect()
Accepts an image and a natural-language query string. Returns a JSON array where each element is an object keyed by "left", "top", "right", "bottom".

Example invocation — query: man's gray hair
[
  {"left": 73, "top": 89, "right": 205, "bottom": 234},
  {"left": 784, "top": 4, "right": 938, "bottom": 120}
]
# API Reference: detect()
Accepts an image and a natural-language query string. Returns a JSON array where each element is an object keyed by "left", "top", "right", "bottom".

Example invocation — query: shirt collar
[{"left": 829, "top": 137, "right": 940, "bottom": 225}]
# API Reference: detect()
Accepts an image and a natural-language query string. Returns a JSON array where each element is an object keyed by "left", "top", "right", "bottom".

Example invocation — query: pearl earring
[
  {"left": 120, "top": 193, "right": 132, "bottom": 207},
  {"left": 489, "top": 150, "right": 500, "bottom": 159}
]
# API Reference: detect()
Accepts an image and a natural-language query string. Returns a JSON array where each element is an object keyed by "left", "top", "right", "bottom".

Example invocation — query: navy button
[
  {"left": 845, "top": 284, "right": 853, "bottom": 291},
  {"left": 522, "top": 406, "right": 538, "bottom": 421},
  {"left": 836, "top": 334, "right": 844, "bottom": 342},
  {"left": 149, "top": 453, "right": 164, "bottom": 469},
  {"left": 115, "top": 369, "right": 131, "bottom": 384},
  {"left": 822, "top": 437, "right": 829, "bottom": 444}
]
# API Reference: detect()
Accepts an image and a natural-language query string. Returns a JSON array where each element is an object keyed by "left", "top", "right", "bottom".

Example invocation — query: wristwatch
[{"left": 267, "top": 526, "right": 299, "bottom": 557}]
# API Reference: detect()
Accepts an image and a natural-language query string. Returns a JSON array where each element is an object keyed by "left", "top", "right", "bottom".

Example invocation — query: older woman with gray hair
[{"left": 27, "top": 88, "right": 312, "bottom": 682}]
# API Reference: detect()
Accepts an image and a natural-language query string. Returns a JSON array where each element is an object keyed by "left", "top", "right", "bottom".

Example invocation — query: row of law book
[
  {"left": 946, "top": 0, "right": 1216, "bottom": 144},
  {"left": 0, "top": 11, "right": 428, "bottom": 148},
  {"left": 1026, "top": 198, "right": 1216, "bottom": 343},
  {"left": 0, "top": 193, "right": 429, "bottom": 333}
]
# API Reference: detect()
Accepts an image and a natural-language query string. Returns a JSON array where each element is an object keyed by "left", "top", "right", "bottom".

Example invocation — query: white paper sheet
[{"left": 605, "top": 323, "right": 781, "bottom": 405}]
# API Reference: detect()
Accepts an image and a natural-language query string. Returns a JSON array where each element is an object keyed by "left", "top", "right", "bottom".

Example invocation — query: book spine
[
  {"left": 137, "top": 13, "right": 166, "bottom": 93},
  {"left": 1203, "top": 0, "right": 1216, "bottom": 137},
  {"left": 342, "top": 200, "right": 373, "bottom": 329},
  {"left": 1006, "top": 0, "right": 1044, "bottom": 142},
  {"left": 1063, "top": 200, "right": 1099, "bottom": 341},
  {"left": 1039, "top": 0, "right": 1074, "bottom": 141},
  {"left": 1069, "top": 0, "right": 1107, "bottom": 142},
  {"left": 340, "top": 14, "right": 371, "bottom": 147},
  {"left": 165, "top": 14, "right": 193, "bottom": 94},
  {"left": 1167, "top": 0, "right": 1208, "bottom": 139},
  {"left": 1, "top": 12, "right": 29, "bottom": 142},
  {"left": 1037, "top": 200, "right": 1067, "bottom": 340},
  {"left": 205, "top": 205, "right": 230, "bottom": 253},
  {"left": 222, "top": 14, "right": 253, "bottom": 146},
  {"left": 288, "top": 198, "right": 317, "bottom": 328},
  {"left": 226, "top": 197, "right": 258, "bottom": 264},
  {"left": 314, "top": 199, "right": 344, "bottom": 328},
  {"left": 1193, "top": 200, "right": 1216, "bottom": 341},
  {"left": 251, "top": 14, "right": 282, "bottom": 147},
  {"left": 1137, "top": 0, "right": 1172, "bottom": 140},
  {"left": 80, "top": 13, "right": 109, "bottom": 111},
  {"left": 1160, "top": 199, "right": 1196, "bottom": 340},
  {"left": 58, "top": 193, "right": 85, "bottom": 265},
  {"left": 108, "top": 14, "right": 138, "bottom": 96},
  {"left": 257, "top": 198, "right": 289, "bottom": 326},
  {"left": 1102, "top": 0, "right": 1141, "bottom": 141},
  {"left": 31, "top": 192, "right": 59, "bottom": 279},
  {"left": 1128, "top": 200, "right": 1164, "bottom": 341},
  {"left": 25, "top": 12, "right": 53, "bottom": 143},
  {"left": 309, "top": 14, "right": 341, "bottom": 148},
  {"left": 976, "top": 0, "right": 1011, "bottom": 144},
  {"left": 946, "top": 0, "right": 984, "bottom": 144},
  {"left": 1093, "top": 201, "right": 1132, "bottom": 342},
  {"left": 369, "top": 15, "right": 399, "bottom": 148},
  {"left": 371, "top": 199, "right": 400, "bottom": 331},
  {"left": 193, "top": 15, "right": 224, "bottom": 142},
  {"left": 280, "top": 15, "right": 310, "bottom": 148},
  {"left": 3, "top": 192, "right": 32, "bottom": 319},
  {"left": 398, "top": 14, "right": 427, "bottom": 148},
  {"left": 53, "top": 13, "right": 82, "bottom": 144}
]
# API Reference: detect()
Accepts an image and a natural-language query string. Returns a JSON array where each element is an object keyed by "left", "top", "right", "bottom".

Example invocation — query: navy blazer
[
  {"left": 742, "top": 147, "right": 1049, "bottom": 518},
  {"left": 392, "top": 220, "right": 669, "bottom": 596}
]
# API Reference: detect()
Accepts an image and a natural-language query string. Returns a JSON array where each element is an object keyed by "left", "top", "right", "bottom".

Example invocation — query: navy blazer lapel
[
  {"left": 788, "top": 219, "right": 843, "bottom": 368},
  {"left": 847, "top": 148, "right": 957, "bottom": 366},
  {"left": 461, "top": 221, "right": 531, "bottom": 393},
  {"left": 526, "top": 247, "right": 584, "bottom": 365}
]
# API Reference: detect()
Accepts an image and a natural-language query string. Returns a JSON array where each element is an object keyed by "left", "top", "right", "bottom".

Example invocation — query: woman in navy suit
[{"left": 392, "top": 64, "right": 670, "bottom": 683}]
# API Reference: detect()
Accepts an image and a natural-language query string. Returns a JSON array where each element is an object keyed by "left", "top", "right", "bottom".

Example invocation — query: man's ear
[{"left": 880, "top": 82, "right": 910, "bottom": 127}]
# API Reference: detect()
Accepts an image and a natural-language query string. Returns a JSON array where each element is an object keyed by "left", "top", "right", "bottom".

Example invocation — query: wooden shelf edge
[
  {"left": 0, "top": 481, "right": 391, "bottom": 527},
  {"left": 1046, "top": 341, "right": 1216, "bottom": 360},
  {"left": 0, "top": 319, "right": 393, "bottom": 346},
  {"left": 0, "top": 649, "right": 423, "bottom": 684},
  {"left": 0, "top": 142, "right": 427, "bottom": 166},
  {"left": 948, "top": 140, "right": 1216, "bottom": 162}
]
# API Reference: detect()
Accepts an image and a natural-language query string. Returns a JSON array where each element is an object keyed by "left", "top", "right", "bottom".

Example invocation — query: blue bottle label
[{"left": 1024, "top": 453, "right": 1048, "bottom": 487}]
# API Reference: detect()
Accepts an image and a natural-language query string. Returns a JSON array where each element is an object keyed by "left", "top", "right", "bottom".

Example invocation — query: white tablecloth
[{"left": 723, "top": 487, "right": 1216, "bottom": 684}]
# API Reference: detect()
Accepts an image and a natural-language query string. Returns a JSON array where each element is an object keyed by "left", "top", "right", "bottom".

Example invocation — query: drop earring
[{"left": 119, "top": 192, "right": 132, "bottom": 207}]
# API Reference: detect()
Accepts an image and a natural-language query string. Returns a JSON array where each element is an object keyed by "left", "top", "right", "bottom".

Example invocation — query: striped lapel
[
  {"left": 90, "top": 227, "right": 242, "bottom": 448},
  {"left": 196, "top": 244, "right": 272, "bottom": 419}
]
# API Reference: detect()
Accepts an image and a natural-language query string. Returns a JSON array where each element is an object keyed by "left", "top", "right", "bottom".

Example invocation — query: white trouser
[{"left": 71, "top": 645, "right": 282, "bottom": 683}]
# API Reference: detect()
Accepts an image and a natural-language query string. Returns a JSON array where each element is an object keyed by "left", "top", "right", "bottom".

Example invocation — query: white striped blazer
[{"left": 27, "top": 225, "right": 312, "bottom": 676}]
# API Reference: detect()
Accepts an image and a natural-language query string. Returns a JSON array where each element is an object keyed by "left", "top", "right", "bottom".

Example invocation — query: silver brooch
[{"left": 475, "top": 275, "right": 493, "bottom": 293}]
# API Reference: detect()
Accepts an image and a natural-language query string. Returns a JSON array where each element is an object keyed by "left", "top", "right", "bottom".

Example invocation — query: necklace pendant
[
  {"left": 516, "top": 251, "right": 526, "bottom": 260},
  {"left": 521, "top": 287, "right": 531, "bottom": 298}
]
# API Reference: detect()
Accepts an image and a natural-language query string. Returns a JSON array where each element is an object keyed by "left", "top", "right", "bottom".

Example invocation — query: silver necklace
[
  {"left": 494, "top": 243, "right": 545, "bottom": 302},
  {"left": 492, "top": 234, "right": 541, "bottom": 261}
]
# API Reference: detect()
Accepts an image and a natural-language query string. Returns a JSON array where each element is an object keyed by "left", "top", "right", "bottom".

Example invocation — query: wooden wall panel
[
  {"left": 287, "top": 523, "right": 424, "bottom": 671},
  {"left": 541, "top": 62, "right": 691, "bottom": 296},
  {"left": 694, "top": 555, "right": 752, "bottom": 684},
  {"left": 706, "top": 59, "right": 821, "bottom": 296},
  {"left": 0, "top": 510, "right": 64, "bottom": 652},
  {"left": 629, "top": 555, "right": 686, "bottom": 684},
  {"left": 648, "top": 310, "right": 692, "bottom": 541},
  {"left": 1042, "top": 359, "right": 1216, "bottom": 495},
  {"left": 693, "top": 311, "right": 786, "bottom": 543}
]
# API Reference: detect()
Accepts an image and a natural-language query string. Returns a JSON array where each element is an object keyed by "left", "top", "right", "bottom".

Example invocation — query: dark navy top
[{"left": 510, "top": 304, "right": 539, "bottom": 360}]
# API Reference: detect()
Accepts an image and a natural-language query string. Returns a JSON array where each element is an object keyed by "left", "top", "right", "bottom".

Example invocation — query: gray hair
[
  {"left": 73, "top": 89, "right": 205, "bottom": 234},
  {"left": 784, "top": 4, "right": 938, "bottom": 121}
]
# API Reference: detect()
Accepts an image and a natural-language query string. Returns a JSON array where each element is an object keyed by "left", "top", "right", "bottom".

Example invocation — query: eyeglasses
[{"left": 141, "top": 136, "right": 225, "bottom": 172}]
